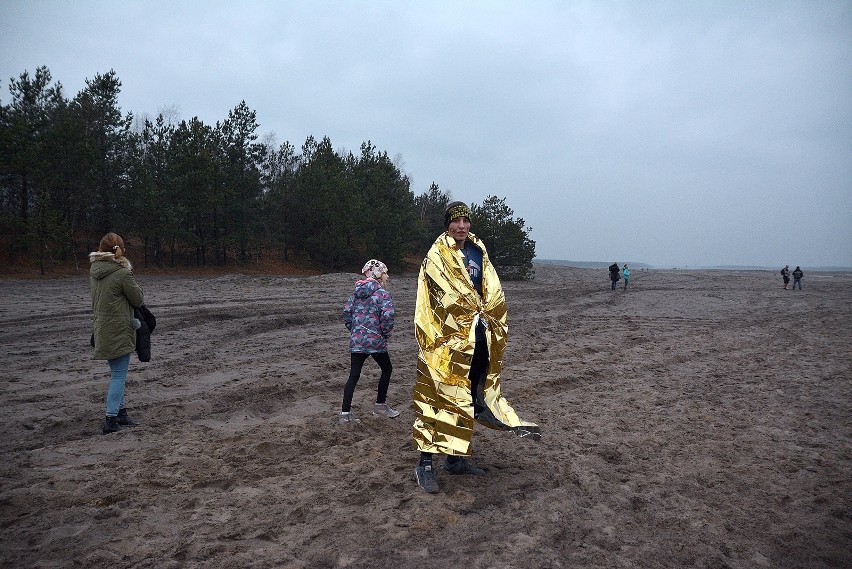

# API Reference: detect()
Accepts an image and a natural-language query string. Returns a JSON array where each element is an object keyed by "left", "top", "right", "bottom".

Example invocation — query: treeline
[{"left": 0, "top": 67, "right": 535, "bottom": 278}]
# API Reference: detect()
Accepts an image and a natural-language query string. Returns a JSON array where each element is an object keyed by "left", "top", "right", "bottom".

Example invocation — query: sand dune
[{"left": 1, "top": 264, "right": 849, "bottom": 568}]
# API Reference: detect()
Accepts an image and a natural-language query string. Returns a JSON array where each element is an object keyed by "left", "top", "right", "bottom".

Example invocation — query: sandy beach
[{"left": 1, "top": 263, "right": 849, "bottom": 568}]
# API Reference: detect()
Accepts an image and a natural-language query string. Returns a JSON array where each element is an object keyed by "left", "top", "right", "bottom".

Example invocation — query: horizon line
[{"left": 535, "top": 259, "right": 852, "bottom": 272}]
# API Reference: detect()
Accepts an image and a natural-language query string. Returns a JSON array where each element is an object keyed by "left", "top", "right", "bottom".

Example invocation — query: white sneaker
[
  {"left": 339, "top": 412, "right": 360, "bottom": 425},
  {"left": 373, "top": 403, "right": 400, "bottom": 418}
]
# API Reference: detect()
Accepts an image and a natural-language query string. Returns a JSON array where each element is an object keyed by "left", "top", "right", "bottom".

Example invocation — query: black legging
[{"left": 342, "top": 352, "right": 393, "bottom": 412}]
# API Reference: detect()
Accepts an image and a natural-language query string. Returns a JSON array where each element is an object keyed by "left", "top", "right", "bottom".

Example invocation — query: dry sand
[{"left": 1, "top": 263, "right": 850, "bottom": 568}]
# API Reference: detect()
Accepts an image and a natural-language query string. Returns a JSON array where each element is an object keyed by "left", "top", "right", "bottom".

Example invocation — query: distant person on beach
[
  {"left": 412, "top": 201, "right": 540, "bottom": 494},
  {"left": 340, "top": 259, "right": 399, "bottom": 424},
  {"left": 781, "top": 265, "right": 791, "bottom": 289},
  {"left": 609, "top": 262, "right": 621, "bottom": 290},
  {"left": 622, "top": 263, "right": 631, "bottom": 290},
  {"left": 792, "top": 266, "right": 804, "bottom": 290},
  {"left": 89, "top": 232, "right": 144, "bottom": 435}
]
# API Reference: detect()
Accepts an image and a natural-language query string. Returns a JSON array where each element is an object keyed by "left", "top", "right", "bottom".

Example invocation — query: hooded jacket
[
  {"left": 134, "top": 304, "right": 157, "bottom": 362},
  {"left": 412, "top": 232, "right": 540, "bottom": 456},
  {"left": 89, "top": 252, "right": 144, "bottom": 360},
  {"left": 609, "top": 263, "right": 621, "bottom": 281},
  {"left": 343, "top": 278, "right": 394, "bottom": 353}
]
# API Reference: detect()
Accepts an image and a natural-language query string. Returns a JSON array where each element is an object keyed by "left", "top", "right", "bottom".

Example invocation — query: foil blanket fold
[{"left": 412, "top": 232, "right": 541, "bottom": 455}]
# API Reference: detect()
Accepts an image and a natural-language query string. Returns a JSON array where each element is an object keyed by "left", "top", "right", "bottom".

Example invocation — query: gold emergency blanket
[{"left": 412, "top": 232, "right": 541, "bottom": 456}]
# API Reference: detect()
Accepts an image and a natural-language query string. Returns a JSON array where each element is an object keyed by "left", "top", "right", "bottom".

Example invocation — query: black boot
[
  {"left": 102, "top": 416, "right": 124, "bottom": 435},
  {"left": 117, "top": 408, "right": 139, "bottom": 426},
  {"left": 444, "top": 455, "right": 485, "bottom": 475}
]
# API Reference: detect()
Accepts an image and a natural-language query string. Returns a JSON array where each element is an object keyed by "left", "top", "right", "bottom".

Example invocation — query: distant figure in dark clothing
[
  {"left": 792, "top": 266, "right": 803, "bottom": 290},
  {"left": 781, "top": 265, "right": 790, "bottom": 289},
  {"left": 609, "top": 263, "right": 620, "bottom": 290}
]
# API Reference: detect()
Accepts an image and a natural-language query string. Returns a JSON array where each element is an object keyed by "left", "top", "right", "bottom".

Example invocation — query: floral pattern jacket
[{"left": 343, "top": 278, "right": 394, "bottom": 353}]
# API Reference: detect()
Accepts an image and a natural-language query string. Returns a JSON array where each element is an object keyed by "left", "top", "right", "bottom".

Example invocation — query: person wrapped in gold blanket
[{"left": 413, "top": 201, "right": 540, "bottom": 493}]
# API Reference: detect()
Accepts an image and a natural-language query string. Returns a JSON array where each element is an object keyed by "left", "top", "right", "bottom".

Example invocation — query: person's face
[{"left": 447, "top": 216, "right": 471, "bottom": 246}]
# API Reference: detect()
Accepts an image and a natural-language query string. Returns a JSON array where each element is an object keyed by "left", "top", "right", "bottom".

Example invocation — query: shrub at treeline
[{"left": 0, "top": 67, "right": 536, "bottom": 278}]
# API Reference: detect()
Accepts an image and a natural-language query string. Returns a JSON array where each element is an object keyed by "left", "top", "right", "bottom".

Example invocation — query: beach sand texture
[{"left": 1, "top": 263, "right": 850, "bottom": 568}]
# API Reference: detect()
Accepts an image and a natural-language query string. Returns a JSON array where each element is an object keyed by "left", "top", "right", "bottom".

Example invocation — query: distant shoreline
[{"left": 535, "top": 259, "right": 852, "bottom": 272}]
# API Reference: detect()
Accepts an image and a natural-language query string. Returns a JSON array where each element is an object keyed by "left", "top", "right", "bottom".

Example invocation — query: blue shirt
[
  {"left": 461, "top": 240, "right": 483, "bottom": 295},
  {"left": 461, "top": 240, "right": 486, "bottom": 341}
]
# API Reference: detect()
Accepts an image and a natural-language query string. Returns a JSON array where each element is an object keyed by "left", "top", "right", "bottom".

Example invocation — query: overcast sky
[{"left": 2, "top": 1, "right": 850, "bottom": 267}]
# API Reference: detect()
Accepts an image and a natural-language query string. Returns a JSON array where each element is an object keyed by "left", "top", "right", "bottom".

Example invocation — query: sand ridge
[{"left": 0, "top": 264, "right": 849, "bottom": 568}]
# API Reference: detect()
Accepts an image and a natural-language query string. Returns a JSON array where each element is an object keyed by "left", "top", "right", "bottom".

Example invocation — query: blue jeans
[
  {"left": 106, "top": 352, "right": 131, "bottom": 417},
  {"left": 793, "top": 278, "right": 802, "bottom": 290}
]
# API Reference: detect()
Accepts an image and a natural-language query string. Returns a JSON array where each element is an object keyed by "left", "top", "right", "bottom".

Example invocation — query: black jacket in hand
[{"left": 134, "top": 305, "right": 157, "bottom": 362}]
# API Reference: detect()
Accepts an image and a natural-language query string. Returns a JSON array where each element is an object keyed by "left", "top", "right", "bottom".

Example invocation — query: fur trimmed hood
[
  {"left": 89, "top": 251, "right": 132, "bottom": 271},
  {"left": 89, "top": 252, "right": 133, "bottom": 282}
]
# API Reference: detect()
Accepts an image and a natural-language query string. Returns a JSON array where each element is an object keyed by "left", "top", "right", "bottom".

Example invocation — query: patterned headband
[
  {"left": 444, "top": 203, "right": 471, "bottom": 227},
  {"left": 362, "top": 259, "right": 388, "bottom": 279}
]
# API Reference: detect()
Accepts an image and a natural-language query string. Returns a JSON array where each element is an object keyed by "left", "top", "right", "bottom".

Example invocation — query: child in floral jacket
[{"left": 340, "top": 259, "right": 400, "bottom": 424}]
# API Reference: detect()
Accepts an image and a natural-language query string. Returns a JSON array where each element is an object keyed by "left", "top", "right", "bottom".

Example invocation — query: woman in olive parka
[{"left": 89, "top": 233, "right": 144, "bottom": 434}]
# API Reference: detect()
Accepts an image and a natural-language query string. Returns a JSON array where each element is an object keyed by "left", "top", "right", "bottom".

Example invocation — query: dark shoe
[
  {"left": 443, "top": 456, "right": 485, "bottom": 476},
  {"left": 101, "top": 416, "right": 125, "bottom": 435},
  {"left": 415, "top": 463, "right": 439, "bottom": 493},
  {"left": 117, "top": 408, "right": 139, "bottom": 427}
]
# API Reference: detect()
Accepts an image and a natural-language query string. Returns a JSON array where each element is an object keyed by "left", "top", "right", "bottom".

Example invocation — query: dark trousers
[
  {"left": 469, "top": 338, "right": 489, "bottom": 414},
  {"left": 342, "top": 352, "right": 392, "bottom": 412}
]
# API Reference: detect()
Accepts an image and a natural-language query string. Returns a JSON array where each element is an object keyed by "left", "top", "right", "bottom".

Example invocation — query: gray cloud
[{"left": 2, "top": 0, "right": 849, "bottom": 267}]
